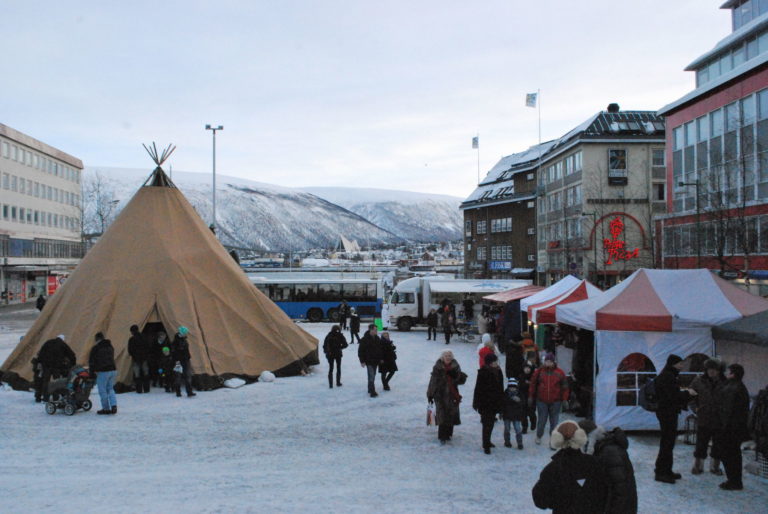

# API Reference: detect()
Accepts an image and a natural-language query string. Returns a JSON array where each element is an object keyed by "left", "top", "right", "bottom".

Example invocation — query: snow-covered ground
[{"left": 1, "top": 306, "right": 766, "bottom": 513}]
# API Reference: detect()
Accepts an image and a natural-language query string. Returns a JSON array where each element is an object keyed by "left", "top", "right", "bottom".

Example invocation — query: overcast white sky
[{"left": 0, "top": 1, "right": 730, "bottom": 197}]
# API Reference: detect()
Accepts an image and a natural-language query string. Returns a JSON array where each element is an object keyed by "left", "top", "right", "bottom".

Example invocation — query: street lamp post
[
  {"left": 678, "top": 180, "right": 701, "bottom": 268},
  {"left": 581, "top": 211, "right": 599, "bottom": 284},
  {"left": 205, "top": 124, "right": 224, "bottom": 232}
]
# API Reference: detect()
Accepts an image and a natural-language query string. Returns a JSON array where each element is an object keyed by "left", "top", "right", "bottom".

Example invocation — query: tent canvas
[
  {"left": 555, "top": 269, "right": 768, "bottom": 429},
  {"left": 1, "top": 165, "right": 319, "bottom": 391},
  {"left": 483, "top": 285, "right": 545, "bottom": 303},
  {"left": 520, "top": 275, "right": 584, "bottom": 311},
  {"left": 527, "top": 280, "right": 602, "bottom": 325},
  {"left": 712, "top": 310, "right": 768, "bottom": 395}
]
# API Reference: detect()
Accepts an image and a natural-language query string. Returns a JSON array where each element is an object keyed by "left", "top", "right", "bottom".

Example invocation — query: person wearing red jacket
[{"left": 529, "top": 352, "right": 569, "bottom": 446}]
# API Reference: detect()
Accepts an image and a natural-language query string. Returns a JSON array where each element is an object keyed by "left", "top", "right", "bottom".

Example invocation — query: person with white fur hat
[{"left": 532, "top": 420, "right": 606, "bottom": 513}]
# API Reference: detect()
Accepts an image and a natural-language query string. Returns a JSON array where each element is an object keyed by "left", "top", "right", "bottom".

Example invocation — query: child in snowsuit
[
  {"left": 503, "top": 377, "right": 526, "bottom": 449},
  {"left": 159, "top": 346, "right": 175, "bottom": 393}
]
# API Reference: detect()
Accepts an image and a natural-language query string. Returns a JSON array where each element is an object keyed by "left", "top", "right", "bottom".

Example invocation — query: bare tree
[{"left": 82, "top": 169, "right": 119, "bottom": 236}]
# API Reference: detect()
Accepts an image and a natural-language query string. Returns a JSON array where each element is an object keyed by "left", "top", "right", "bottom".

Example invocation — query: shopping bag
[{"left": 426, "top": 403, "right": 435, "bottom": 426}]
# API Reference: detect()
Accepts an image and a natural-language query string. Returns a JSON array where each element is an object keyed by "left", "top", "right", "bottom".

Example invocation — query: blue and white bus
[{"left": 252, "top": 278, "right": 383, "bottom": 322}]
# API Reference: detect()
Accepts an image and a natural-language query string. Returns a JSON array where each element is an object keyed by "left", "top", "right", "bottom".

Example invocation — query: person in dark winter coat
[
  {"left": 128, "top": 324, "right": 152, "bottom": 394},
  {"left": 426, "top": 308, "right": 438, "bottom": 341},
  {"left": 441, "top": 306, "right": 454, "bottom": 344},
  {"left": 473, "top": 353, "right": 504, "bottom": 454},
  {"left": 592, "top": 427, "right": 637, "bottom": 514},
  {"left": 88, "top": 332, "right": 117, "bottom": 415},
  {"left": 349, "top": 309, "right": 361, "bottom": 344},
  {"left": 171, "top": 326, "right": 196, "bottom": 398},
  {"left": 35, "top": 294, "right": 46, "bottom": 312},
  {"left": 34, "top": 334, "right": 76, "bottom": 402},
  {"left": 323, "top": 325, "right": 348, "bottom": 388},
  {"left": 505, "top": 338, "right": 524, "bottom": 380},
  {"left": 379, "top": 331, "right": 398, "bottom": 391},
  {"left": 149, "top": 331, "right": 169, "bottom": 387},
  {"left": 690, "top": 358, "right": 725, "bottom": 475},
  {"left": 502, "top": 377, "right": 526, "bottom": 449},
  {"left": 427, "top": 350, "right": 465, "bottom": 444},
  {"left": 714, "top": 363, "right": 750, "bottom": 490},
  {"left": 518, "top": 364, "right": 538, "bottom": 434},
  {"left": 358, "top": 324, "right": 383, "bottom": 397},
  {"left": 338, "top": 300, "right": 349, "bottom": 330},
  {"left": 654, "top": 354, "right": 695, "bottom": 483},
  {"left": 532, "top": 420, "right": 606, "bottom": 514},
  {"left": 158, "top": 346, "right": 175, "bottom": 392}
]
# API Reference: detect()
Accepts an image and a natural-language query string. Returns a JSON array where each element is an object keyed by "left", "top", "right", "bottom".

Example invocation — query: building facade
[
  {"left": 461, "top": 145, "right": 543, "bottom": 279},
  {"left": 0, "top": 123, "right": 84, "bottom": 304},
  {"left": 658, "top": 1, "right": 768, "bottom": 292},
  {"left": 462, "top": 106, "right": 666, "bottom": 286},
  {"left": 537, "top": 108, "right": 666, "bottom": 287}
]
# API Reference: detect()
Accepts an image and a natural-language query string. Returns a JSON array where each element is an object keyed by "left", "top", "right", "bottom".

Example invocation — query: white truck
[{"left": 382, "top": 277, "right": 531, "bottom": 331}]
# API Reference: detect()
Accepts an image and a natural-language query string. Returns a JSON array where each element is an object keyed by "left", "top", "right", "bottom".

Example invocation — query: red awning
[{"left": 484, "top": 285, "right": 545, "bottom": 303}]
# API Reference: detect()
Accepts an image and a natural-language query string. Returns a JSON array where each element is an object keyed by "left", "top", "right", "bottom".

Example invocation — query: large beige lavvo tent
[{"left": 1, "top": 158, "right": 318, "bottom": 391}]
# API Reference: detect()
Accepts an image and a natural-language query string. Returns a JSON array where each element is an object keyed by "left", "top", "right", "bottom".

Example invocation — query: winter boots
[{"left": 692, "top": 458, "right": 704, "bottom": 475}]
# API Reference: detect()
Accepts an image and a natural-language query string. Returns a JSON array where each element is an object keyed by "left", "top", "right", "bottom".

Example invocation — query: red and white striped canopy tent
[
  {"left": 556, "top": 269, "right": 768, "bottom": 332},
  {"left": 483, "top": 284, "right": 545, "bottom": 303},
  {"left": 527, "top": 280, "right": 602, "bottom": 325},
  {"left": 520, "top": 275, "right": 584, "bottom": 311}
]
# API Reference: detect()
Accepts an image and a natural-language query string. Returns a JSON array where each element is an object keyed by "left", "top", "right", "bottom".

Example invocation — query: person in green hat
[{"left": 171, "top": 326, "right": 196, "bottom": 397}]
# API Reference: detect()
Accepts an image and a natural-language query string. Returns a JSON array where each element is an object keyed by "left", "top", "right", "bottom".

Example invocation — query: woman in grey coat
[{"left": 427, "top": 350, "right": 466, "bottom": 445}]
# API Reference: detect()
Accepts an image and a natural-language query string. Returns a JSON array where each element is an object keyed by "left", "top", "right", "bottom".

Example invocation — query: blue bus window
[
  {"left": 294, "top": 284, "right": 316, "bottom": 301},
  {"left": 318, "top": 283, "right": 342, "bottom": 301}
]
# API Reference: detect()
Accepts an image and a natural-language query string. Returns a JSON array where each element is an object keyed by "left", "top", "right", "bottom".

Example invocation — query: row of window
[
  {"left": 1, "top": 172, "right": 80, "bottom": 206},
  {"left": 732, "top": 0, "right": 768, "bottom": 33},
  {"left": 1, "top": 140, "right": 80, "bottom": 184},
  {"left": 696, "top": 27, "right": 768, "bottom": 88},
  {"left": 491, "top": 217, "right": 512, "bottom": 233},
  {"left": 544, "top": 151, "right": 583, "bottom": 184},
  {"left": 672, "top": 88, "right": 768, "bottom": 209},
  {"left": 546, "top": 218, "right": 585, "bottom": 242},
  {"left": 1, "top": 204, "right": 79, "bottom": 231},
  {"left": 662, "top": 214, "right": 768, "bottom": 257},
  {"left": 254, "top": 282, "right": 377, "bottom": 302},
  {"left": 0, "top": 237, "right": 84, "bottom": 259}
]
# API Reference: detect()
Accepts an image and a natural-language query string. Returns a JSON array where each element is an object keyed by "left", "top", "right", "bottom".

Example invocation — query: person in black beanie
[
  {"left": 714, "top": 363, "right": 750, "bottom": 491},
  {"left": 654, "top": 354, "right": 696, "bottom": 483},
  {"left": 473, "top": 353, "right": 504, "bottom": 454}
]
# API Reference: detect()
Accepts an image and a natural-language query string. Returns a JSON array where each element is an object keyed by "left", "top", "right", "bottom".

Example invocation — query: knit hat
[
  {"left": 703, "top": 358, "right": 721, "bottom": 371},
  {"left": 57, "top": 334, "right": 66, "bottom": 341},
  {"left": 481, "top": 333, "right": 492, "bottom": 345},
  {"left": 666, "top": 354, "right": 683, "bottom": 367},
  {"left": 178, "top": 326, "right": 189, "bottom": 336},
  {"left": 507, "top": 377, "right": 518, "bottom": 387},
  {"left": 544, "top": 352, "right": 555, "bottom": 363},
  {"left": 550, "top": 420, "right": 587, "bottom": 450},
  {"left": 162, "top": 346, "right": 170, "bottom": 356},
  {"left": 484, "top": 353, "right": 498, "bottom": 365}
]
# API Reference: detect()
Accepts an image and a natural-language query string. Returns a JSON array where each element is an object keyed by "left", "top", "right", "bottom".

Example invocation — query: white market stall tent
[{"left": 556, "top": 269, "right": 768, "bottom": 430}]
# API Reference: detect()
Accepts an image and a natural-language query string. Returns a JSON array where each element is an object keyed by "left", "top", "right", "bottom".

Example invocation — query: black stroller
[{"left": 45, "top": 366, "right": 95, "bottom": 416}]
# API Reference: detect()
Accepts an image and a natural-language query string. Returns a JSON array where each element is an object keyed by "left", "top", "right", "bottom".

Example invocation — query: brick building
[{"left": 657, "top": 0, "right": 768, "bottom": 293}]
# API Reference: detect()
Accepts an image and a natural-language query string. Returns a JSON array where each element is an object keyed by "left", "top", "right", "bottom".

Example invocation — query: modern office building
[
  {"left": 658, "top": 0, "right": 768, "bottom": 291},
  {"left": 0, "top": 123, "right": 84, "bottom": 304}
]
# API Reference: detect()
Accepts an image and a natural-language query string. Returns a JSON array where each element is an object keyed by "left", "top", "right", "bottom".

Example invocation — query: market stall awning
[
  {"left": 483, "top": 285, "right": 545, "bottom": 303},
  {"left": 528, "top": 280, "right": 602, "bottom": 324},
  {"left": 556, "top": 269, "right": 768, "bottom": 332},
  {"left": 520, "top": 275, "right": 584, "bottom": 310}
]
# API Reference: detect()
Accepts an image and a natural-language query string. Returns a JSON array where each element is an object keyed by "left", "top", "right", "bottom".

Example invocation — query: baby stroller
[{"left": 45, "top": 366, "right": 95, "bottom": 416}]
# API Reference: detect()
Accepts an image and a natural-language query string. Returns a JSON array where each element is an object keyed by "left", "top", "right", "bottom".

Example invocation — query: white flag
[
  {"left": 472, "top": 136, "right": 479, "bottom": 149},
  {"left": 526, "top": 92, "right": 537, "bottom": 108}
]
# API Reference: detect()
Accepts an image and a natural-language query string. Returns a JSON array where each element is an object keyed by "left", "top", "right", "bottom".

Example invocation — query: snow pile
[
  {"left": 258, "top": 370, "right": 275, "bottom": 383},
  {"left": 223, "top": 378, "right": 246, "bottom": 389}
]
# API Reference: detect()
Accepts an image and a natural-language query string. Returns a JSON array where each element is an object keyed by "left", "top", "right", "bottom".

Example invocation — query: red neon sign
[{"left": 603, "top": 216, "right": 639, "bottom": 265}]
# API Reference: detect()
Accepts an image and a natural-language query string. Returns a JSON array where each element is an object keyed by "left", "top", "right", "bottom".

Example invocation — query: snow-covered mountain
[{"left": 84, "top": 167, "right": 462, "bottom": 251}]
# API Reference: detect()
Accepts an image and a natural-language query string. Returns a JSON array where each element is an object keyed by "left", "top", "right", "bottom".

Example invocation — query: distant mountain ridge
[{"left": 85, "top": 167, "right": 462, "bottom": 251}]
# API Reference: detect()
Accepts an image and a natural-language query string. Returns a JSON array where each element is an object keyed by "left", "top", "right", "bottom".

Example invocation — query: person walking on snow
[
  {"left": 426, "top": 308, "right": 438, "bottom": 341},
  {"left": 502, "top": 377, "right": 526, "bottom": 449},
  {"left": 653, "top": 354, "right": 695, "bottom": 484},
  {"left": 379, "top": 331, "right": 398, "bottom": 391},
  {"left": 518, "top": 363, "right": 538, "bottom": 434},
  {"left": 89, "top": 332, "right": 117, "bottom": 415},
  {"left": 171, "top": 326, "right": 196, "bottom": 398},
  {"left": 427, "top": 350, "right": 466, "bottom": 445},
  {"left": 473, "top": 353, "right": 504, "bottom": 454},
  {"left": 689, "top": 358, "right": 724, "bottom": 476},
  {"left": 358, "top": 323, "right": 383, "bottom": 397},
  {"left": 338, "top": 300, "right": 349, "bottom": 330},
  {"left": 529, "top": 353, "right": 569, "bottom": 447},
  {"left": 128, "top": 324, "right": 152, "bottom": 394},
  {"left": 714, "top": 363, "right": 750, "bottom": 491},
  {"left": 349, "top": 308, "right": 361, "bottom": 344},
  {"left": 323, "top": 325, "right": 347, "bottom": 388},
  {"left": 441, "top": 305, "right": 453, "bottom": 345}
]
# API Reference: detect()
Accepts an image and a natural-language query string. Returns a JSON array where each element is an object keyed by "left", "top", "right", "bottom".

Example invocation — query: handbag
[{"left": 426, "top": 403, "right": 435, "bottom": 426}]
